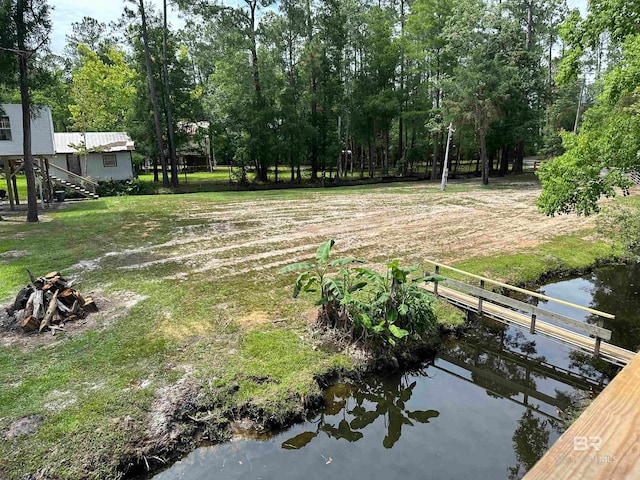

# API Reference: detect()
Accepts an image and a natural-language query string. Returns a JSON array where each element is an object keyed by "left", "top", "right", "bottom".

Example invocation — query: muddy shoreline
[{"left": 121, "top": 322, "right": 465, "bottom": 480}]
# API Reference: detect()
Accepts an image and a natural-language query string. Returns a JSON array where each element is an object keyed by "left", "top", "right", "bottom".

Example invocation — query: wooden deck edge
[{"left": 524, "top": 352, "right": 640, "bottom": 479}]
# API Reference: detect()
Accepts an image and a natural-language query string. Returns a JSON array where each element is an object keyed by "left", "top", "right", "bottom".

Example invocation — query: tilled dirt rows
[{"left": 99, "top": 180, "right": 593, "bottom": 280}]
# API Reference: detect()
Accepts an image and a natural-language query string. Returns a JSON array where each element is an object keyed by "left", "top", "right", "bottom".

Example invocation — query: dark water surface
[{"left": 152, "top": 264, "right": 640, "bottom": 480}]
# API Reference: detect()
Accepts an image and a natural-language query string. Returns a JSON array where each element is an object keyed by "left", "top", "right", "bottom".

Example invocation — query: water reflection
[
  {"left": 151, "top": 266, "right": 639, "bottom": 480},
  {"left": 282, "top": 373, "right": 440, "bottom": 451}
]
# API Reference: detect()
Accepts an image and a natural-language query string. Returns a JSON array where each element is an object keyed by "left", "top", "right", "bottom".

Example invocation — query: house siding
[
  {"left": 0, "top": 104, "right": 55, "bottom": 156},
  {"left": 50, "top": 152, "right": 133, "bottom": 181}
]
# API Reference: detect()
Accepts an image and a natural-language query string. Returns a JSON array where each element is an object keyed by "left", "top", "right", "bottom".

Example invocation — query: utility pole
[{"left": 441, "top": 123, "right": 455, "bottom": 191}]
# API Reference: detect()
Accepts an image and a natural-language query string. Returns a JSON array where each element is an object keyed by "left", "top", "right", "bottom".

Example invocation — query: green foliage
[
  {"left": 278, "top": 239, "right": 365, "bottom": 303},
  {"left": 95, "top": 178, "right": 155, "bottom": 197},
  {"left": 351, "top": 260, "right": 441, "bottom": 346},
  {"left": 69, "top": 44, "right": 136, "bottom": 132},
  {"left": 280, "top": 241, "right": 441, "bottom": 349},
  {"left": 597, "top": 206, "right": 640, "bottom": 257},
  {"left": 537, "top": 36, "right": 640, "bottom": 215}
]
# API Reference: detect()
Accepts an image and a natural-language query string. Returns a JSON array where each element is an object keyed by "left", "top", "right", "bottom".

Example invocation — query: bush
[
  {"left": 279, "top": 240, "right": 441, "bottom": 350},
  {"left": 96, "top": 179, "right": 155, "bottom": 197}
]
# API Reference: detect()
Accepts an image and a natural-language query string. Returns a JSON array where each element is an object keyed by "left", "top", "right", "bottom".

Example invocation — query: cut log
[
  {"left": 33, "top": 290, "right": 45, "bottom": 320},
  {"left": 24, "top": 291, "right": 36, "bottom": 318},
  {"left": 13, "top": 285, "right": 34, "bottom": 311},
  {"left": 56, "top": 300, "right": 71, "bottom": 313},
  {"left": 74, "top": 293, "right": 85, "bottom": 306},
  {"left": 39, "top": 290, "right": 59, "bottom": 333},
  {"left": 44, "top": 271, "right": 61, "bottom": 279},
  {"left": 21, "top": 316, "right": 41, "bottom": 333},
  {"left": 82, "top": 297, "right": 98, "bottom": 313},
  {"left": 58, "top": 288, "right": 73, "bottom": 298}
]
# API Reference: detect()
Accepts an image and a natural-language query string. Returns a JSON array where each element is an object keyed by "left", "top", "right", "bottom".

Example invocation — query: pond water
[{"left": 152, "top": 264, "right": 639, "bottom": 480}]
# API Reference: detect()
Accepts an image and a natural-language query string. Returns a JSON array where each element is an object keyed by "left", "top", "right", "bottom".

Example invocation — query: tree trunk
[
  {"left": 479, "top": 130, "right": 489, "bottom": 185},
  {"left": 526, "top": 0, "right": 534, "bottom": 52},
  {"left": 397, "top": 0, "right": 405, "bottom": 170},
  {"left": 162, "top": 0, "right": 179, "bottom": 188},
  {"left": 430, "top": 131, "right": 439, "bottom": 180},
  {"left": 139, "top": 0, "right": 169, "bottom": 188},
  {"left": 306, "top": 0, "right": 318, "bottom": 180},
  {"left": 514, "top": 140, "right": 524, "bottom": 173},
  {"left": 15, "top": 0, "right": 38, "bottom": 222}
]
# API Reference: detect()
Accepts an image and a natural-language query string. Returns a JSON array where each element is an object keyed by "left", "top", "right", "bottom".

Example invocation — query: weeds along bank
[{"left": 0, "top": 179, "right": 630, "bottom": 479}]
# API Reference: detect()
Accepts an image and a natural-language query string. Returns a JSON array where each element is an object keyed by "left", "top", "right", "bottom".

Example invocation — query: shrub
[
  {"left": 279, "top": 240, "right": 441, "bottom": 349},
  {"left": 96, "top": 179, "right": 155, "bottom": 196}
]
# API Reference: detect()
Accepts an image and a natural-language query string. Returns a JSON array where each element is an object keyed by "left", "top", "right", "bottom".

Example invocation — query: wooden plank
[
  {"left": 443, "top": 278, "right": 612, "bottom": 340},
  {"left": 424, "top": 260, "right": 616, "bottom": 319},
  {"left": 524, "top": 353, "right": 640, "bottom": 480},
  {"left": 426, "top": 284, "right": 635, "bottom": 365}
]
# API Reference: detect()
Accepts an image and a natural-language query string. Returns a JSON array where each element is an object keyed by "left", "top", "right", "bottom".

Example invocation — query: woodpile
[{"left": 10, "top": 270, "right": 98, "bottom": 335}]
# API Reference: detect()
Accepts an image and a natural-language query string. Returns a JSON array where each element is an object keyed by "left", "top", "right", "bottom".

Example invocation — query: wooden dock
[
  {"left": 423, "top": 261, "right": 636, "bottom": 366},
  {"left": 524, "top": 351, "right": 640, "bottom": 479}
]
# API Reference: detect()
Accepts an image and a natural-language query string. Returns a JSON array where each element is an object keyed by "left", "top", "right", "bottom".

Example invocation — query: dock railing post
[
  {"left": 478, "top": 280, "right": 484, "bottom": 314},
  {"left": 530, "top": 297, "right": 538, "bottom": 334},
  {"left": 434, "top": 265, "right": 440, "bottom": 295},
  {"left": 594, "top": 318, "right": 604, "bottom": 356}
]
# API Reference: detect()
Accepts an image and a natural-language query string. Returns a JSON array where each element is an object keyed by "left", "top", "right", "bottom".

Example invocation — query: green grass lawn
[{"left": 0, "top": 177, "right": 626, "bottom": 479}]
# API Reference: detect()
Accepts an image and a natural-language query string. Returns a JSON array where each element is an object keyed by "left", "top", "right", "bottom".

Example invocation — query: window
[
  {"left": 0, "top": 116, "right": 11, "bottom": 141},
  {"left": 102, "top": 154, "right": 117, "bottom": 167}
]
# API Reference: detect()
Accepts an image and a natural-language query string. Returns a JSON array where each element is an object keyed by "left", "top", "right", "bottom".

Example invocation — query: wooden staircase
[
  {"left": 33, "top": 163, "right": 99, "bottom": 200},
  {"left": 48, "top": 173, "right": 99, "bottom": 199}
]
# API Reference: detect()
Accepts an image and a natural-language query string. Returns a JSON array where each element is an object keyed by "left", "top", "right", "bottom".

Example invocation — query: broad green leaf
[
  {"left": 389, "top": 324, "right": 409, "bottom": 339},
  {"left": 328, "top": 257, "right": 366, "bottom": 267},
  {"left": 358, "top": 313, "right": 372, "bottom": 329},
  {"left": 398, "top": 303, "right": 409, "bottom": 316},
  {"left": 348, "top": 281, "right": 368, "bottom": 293},
  {"left": 278, "top": 262, "right": 315, "bottom": 273},
  {"left": 387, "top": 308, "right": 398, "bottom": 324},
  {"left": 293, "top": 272, "right": 310, "bottom": 298},
  {"left": 341, "top": 292, "right": 353, "bottom": 304},
  {"left": 354, "top": 267, "right": 383, "bottom": 281},
  {"left": 316, "top": 239, "right": 335, "bottom": 264}
]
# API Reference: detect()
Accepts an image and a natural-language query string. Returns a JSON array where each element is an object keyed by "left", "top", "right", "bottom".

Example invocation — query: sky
[
  {"left": 48, "top": 0, "right": 183, "bottom": 54},
  {"left": 48, "top": 0, "right": 589, "bottom": 55}
]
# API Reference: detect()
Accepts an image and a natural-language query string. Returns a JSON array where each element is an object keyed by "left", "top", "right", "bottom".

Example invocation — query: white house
[
  {"left": 52, "top": 132, "right": 135, "bottom": 181},
  {"left": 0, "top": 104, "right": 55, "bottom": 157},
  {"left": 0, "top": 103, "right": 135, "bottom": 182}
]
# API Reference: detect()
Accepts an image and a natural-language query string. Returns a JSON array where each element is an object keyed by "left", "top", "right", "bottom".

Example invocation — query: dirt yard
[{"left": 90, "top": 179, "right": 594, "bottom": 280}]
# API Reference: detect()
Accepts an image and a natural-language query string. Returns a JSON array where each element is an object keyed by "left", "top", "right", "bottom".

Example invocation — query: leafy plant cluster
[
  {"left": 596, "top": 205, "right": 640, "bottom": 257},
  {"left": 95, "top": 178, "right": 155, "bottom": 197},
  {"left": 279, "top": 240, "right": 441, "bottom": 348}
]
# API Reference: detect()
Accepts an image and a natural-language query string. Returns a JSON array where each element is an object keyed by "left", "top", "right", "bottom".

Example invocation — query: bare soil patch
[{"left": 105, "top": 180, "right": 593, "bottom": 286}]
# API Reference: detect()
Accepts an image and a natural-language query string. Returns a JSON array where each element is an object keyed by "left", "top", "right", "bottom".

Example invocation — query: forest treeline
[{"left": 1, "top": 0, "right": 638, "bottom": 212}]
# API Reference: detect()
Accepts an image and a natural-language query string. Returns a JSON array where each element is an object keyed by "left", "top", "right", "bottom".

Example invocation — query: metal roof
[{"left": 54, "top": 132, "right": 135, "bottom": 154}]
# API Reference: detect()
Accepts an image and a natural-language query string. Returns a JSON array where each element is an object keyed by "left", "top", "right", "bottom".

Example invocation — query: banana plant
[
  {"left": 278, "top": 239, "right": 365, "bottom": 304},
  {"left": 353, "top": 260, "right": 443, "bottom": 345}
]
